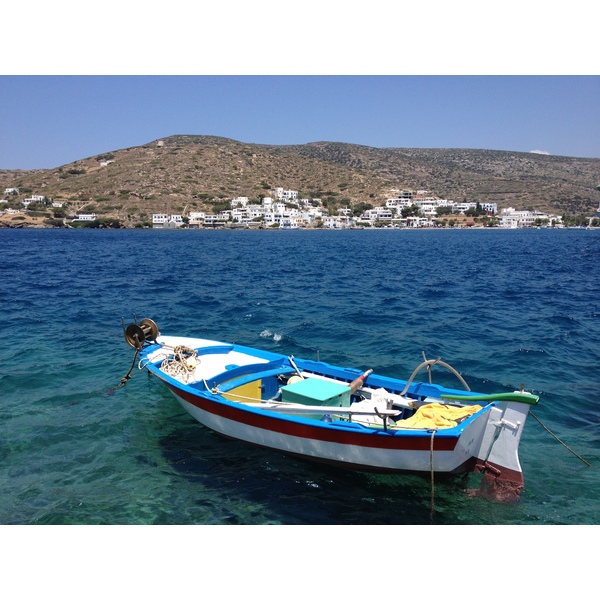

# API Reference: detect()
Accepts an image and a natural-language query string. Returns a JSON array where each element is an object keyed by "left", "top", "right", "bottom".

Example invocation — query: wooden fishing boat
[{"left": 122, "top": 318, "right": 539, "bottom": 503}]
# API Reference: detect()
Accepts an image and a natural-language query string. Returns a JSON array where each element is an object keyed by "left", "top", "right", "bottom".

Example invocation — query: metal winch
[{"left": 123, "top": 317, "right": 159, "bottom": 349}]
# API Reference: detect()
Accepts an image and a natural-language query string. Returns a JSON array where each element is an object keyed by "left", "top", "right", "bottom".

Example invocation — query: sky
[
  {"left": 1, "top": 5, "right": 598, "bottom": 170},
  {"left": 1, "top": 75, "right": 598, "bottom": 170}
]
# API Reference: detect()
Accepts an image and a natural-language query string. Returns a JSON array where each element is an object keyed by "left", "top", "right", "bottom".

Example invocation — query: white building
[
  {"left": 152, "top": 213, "right": 183, "bottom": 228},
  {"left": 499, "top": 207, "right": 562, "bottom": 228},
  {"left": 298, "top": 197, "right": 320, "bottom": 207},
  {"left": 479, "top": 202, "right": 498, "bottom": 214},
  {"left": 188, "top": 211, "right": 206, "bottom": 228},
  {"left": 282, "top": 190, "right": 298, "bottom": 202},
  {"left": 363, "top": 207, "right": 394, "bottom": 222},
  {"left": 414, "top": 198, "right": 443, "bottom": 218},
  {"left": 403, "top": 216, "right": 430, "bottom": 228},
  {"left": 203, "top": 213, "right": 230, "bottom": 226},
  {"left": 500, "top": 209, "right": 533, "bottom": 228},
  {"left": 337, "top": 207, "right": 353, "bottom": 216},
  {"left": 388, "top": 196, "right": 422, "bottom": 213},
  {"left": 188, "top": 211, "right": 206, "bottom": 221},
  {"left": 272, "top": 188, "right": 299, "bottom": 202},
  {"left": 324, "top": 215, "right": 352, "bottom": 229},
  {"left": 231, "top": 207, "right": 248, "bottom": 222},
  {"left": 279, "top": 216, "right": 300, "bottom": 229},
  {"left": 73, "top": 213, "right": 97, "bottom": 221},
  {"left": 452, "top": 202, "right": 478, "bottom": 214},
  {"left": 152, "top": 213, "right": 170, "bottom": 226},
  {"left": 203, "top": 215, "right": 220, "bottom": 226},
  {"left": 22, "top": 195, "right": 45, "bottom": 207},
  {"left": 247, "top": 205, "right": 268, "bottom": 220}
]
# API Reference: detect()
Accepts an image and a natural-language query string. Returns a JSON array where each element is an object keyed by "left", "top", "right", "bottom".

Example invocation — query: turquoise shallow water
[{"left": 1, "top": 227, "right": 599, "bottom": 525}]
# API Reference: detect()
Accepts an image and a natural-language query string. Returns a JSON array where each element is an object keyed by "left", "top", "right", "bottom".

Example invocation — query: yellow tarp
[{"left": 396, "top": 402, "right": 483, "bottom": 429}]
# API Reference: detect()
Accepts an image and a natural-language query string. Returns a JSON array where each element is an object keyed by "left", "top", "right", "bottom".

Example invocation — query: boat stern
[{"left": 467, "top": 397, "right": 537, "bottom": 503}]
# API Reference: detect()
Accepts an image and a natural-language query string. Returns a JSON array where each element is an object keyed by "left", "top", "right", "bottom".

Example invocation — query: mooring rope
[
  {"left": 429, "top": 429, "right": 436, "bottom": 523},
  {"left": 530, "top": 410, "right": 594, "bottom": 467},
  {"left": 112, "top": 347, "right": 141, "bottom": 390}
]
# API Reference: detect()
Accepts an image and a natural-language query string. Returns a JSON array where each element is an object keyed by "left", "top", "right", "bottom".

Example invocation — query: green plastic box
[{"left": 281, "top": 377, "right": 351, "bottom": 407}]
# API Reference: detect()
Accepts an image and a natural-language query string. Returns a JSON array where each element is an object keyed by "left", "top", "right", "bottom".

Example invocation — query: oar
[
  {"left": 440, "top": 391, "right": 539, "bottom": 405},
  {"left": 243, "top": 401, "right": 401, "bottom": 417},
  {"left": 288, "top": 356, "right": 305, "bottom": 379}
]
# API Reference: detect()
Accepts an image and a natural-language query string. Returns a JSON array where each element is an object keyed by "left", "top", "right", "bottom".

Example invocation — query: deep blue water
[{"left": 1, "top": 227, "right": 599, "bottom": 526}]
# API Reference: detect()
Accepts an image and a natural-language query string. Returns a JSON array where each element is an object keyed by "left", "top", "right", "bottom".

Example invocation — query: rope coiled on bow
[{"left": 160, "top": 345, "right": 199, "bottom": 382}]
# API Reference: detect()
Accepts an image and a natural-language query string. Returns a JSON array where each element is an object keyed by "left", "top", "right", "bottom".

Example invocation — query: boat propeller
[{"left": 123, "top": 317, "right": 159, "bottom": 349}]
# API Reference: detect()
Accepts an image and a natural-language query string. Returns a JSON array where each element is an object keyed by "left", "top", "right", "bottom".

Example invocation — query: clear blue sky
[{"left": 1, "top": 76, "right": 598, "bottom": 170}]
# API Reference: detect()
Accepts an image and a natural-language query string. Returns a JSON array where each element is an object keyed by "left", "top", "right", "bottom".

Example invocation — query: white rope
[{"left": 160, "top": 345, "right": 199, "bottom": 383}]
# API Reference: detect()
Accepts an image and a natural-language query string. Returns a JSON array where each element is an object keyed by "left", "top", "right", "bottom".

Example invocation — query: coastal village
[{"left": 1, "top": 185, "right": 580, "bottom": 229}]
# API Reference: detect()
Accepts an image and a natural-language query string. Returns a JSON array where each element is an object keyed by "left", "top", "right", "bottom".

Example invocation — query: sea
[{"left": 1, "top": 227, "right": 598, "bottom": 588}]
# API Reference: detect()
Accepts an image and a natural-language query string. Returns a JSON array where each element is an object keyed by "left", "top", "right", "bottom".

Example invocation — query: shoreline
[
  {"left": 1, "top": 219, "right": 596, "bottom": 232},
  {"left": 2, "top": 210, "right": 598, "bottom": 232}
]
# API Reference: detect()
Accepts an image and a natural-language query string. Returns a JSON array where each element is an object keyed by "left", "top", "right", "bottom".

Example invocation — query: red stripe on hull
[{"left": 166, "top": 382, "right": 459, "bottom": 452}]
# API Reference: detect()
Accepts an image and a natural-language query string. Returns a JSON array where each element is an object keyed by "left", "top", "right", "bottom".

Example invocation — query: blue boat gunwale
[
  {"left": 141, "top": 344, "right": 492, "bottom": 439},
  {"left": 148, "top": 339, "right": 466, "bottom": 401}
]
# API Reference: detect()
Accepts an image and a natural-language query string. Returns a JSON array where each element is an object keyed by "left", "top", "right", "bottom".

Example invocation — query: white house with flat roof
[
  {"left": 324, "top": 215, "right": 352, "bottom": 229},
  {"left": 499, "top": 207, "right": 562, "bottom": 228},
  {"left": 152, "top": 213, "right": 184, "bottom": 228},
  {"left": 479, "top": 202, "right": 498, "bottom": 214},
  {"left": 248, "top": 205, "right": 268, "bottom": 220},
  {"left": 363, "top": 207, "right": 393, "bottom": 222},
  {"left": 272, "top": 188, "right": 299, "bottom": 202},
  {"left": 152, "top": 214, "right": 170, "bottom": 226},
  {"left": 452, "top": 202, "right": 478, "bottom": 214}
]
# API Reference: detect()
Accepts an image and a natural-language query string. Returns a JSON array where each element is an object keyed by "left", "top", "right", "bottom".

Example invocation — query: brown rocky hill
[{"left": 1, "top": 135, "right": 598, "bottom": 225}]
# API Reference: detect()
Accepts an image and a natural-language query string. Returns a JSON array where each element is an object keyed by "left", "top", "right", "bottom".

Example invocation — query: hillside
[{"left": 1, "top": 135, "right": 598, "bottom": 227}]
